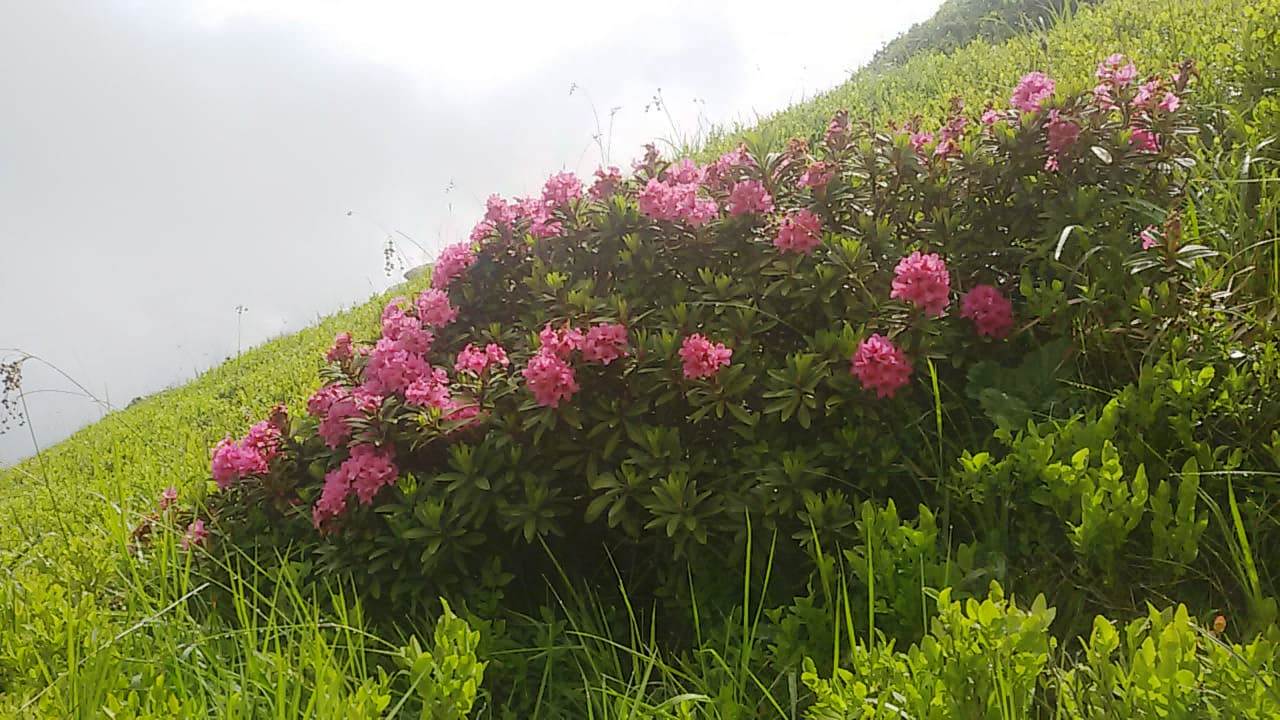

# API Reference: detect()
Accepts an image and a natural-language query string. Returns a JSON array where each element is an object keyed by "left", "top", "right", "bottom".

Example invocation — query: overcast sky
[{"left": 0, "top": 0, "right": 942, "bottom": 465}]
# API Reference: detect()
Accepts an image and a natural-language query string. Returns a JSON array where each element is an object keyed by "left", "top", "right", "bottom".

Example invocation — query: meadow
[{"left": 1, "top": 0, "right": 1278, "bottom": 716}]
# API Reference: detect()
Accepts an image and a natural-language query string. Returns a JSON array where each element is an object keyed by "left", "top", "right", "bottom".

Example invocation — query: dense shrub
[{"left": 197, "top": 55, "right": 1267, "bottom": 633}]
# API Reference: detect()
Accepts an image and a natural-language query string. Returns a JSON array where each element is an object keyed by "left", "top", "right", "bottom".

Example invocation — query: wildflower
[
  {"left": 1139, "top": 225, "right": 1160, "bottom": 250},
  {"left": 909, "top": 130, "right": 934, "bottom": 154},
  {"left": 456, "top": 343, "right": 509, "bottom": 376},
  {"left": 798, "top": 161, "right": 834, "bottom": 189},
  {"left": 211, "top": 434, "right": 269, "bottom": 490},
  {"left": 1134, "top": 79, "right": 1161, "bottom": 109},
  {"left": 581, "top": 323, "right": 629, "bottom": 365},
  {"left": 326, "top": 332, "right": 354, "bottom": 362},
  {"left": 1010, "top": 71, "right": 1055, "bottom": 113},
  {"left": 679, "top": 334, "right": 732, "bottom": 380},
  {"left": 416, "top": 288, "right": 458, "bottom": 328},
  {"left": 345, "top": 444, "right": 400, "bottom": 505},
  {"left": 243, "top": 420, "right": 282, "bottom": 460},
  {"left": 312, "top": 468, "right": 351, "bottom": 528},
  {"left": 1130, "top": 127, "right": 1160, "bottom": 154},
  {"left": 318, "top": 389, "right": 382, "bottom": 448},
  {"left": 774, "top": 209, "right": 824, "bottom": 255},
  {"left": 981, "top": 108, "right": 1001, "bottom": 125},
  {"left": 181, "top": 519, "right": 208, "bottom": 550},
  {"left": 431, "top": 242, "right": 476, "bottom": 290},
  {"left": 589, "top": 166, "right": 622, "bottom": 200},
  {"left": 381, "top": 310, "right": 432, "bottom": 355},
  {"left": 825, "top": 110, "right": 850, "bottom": 149},
  {"left": 850, "top": 334, "right": 912, "bottom": 399},
  {"left": 1096, "top": 54, "right": 1137, "bottom": 87},
  {"left": 726, "top": 179, "right": 774, "bottom": 217},
  {"left": 960, "top": 285, "right": 1014, "bottom": 339},
  {"left": 664, "top": 158, "right": 705, "bottom": 185},
  {"left": 307, "top": 383, "right": 347, "bottom": 418},
  {"left": 542, "top": 171, "right": 582, "bottom": 207},
  {"left": 405, "top": 366, "right": 452, "bottom": 410},
  {"left": 538, "top": 323, "right": 584, "bottom": 359},
  {"left": 484, "top": 194, "right": 517, "bottom": 227},
  {"left": 159, "top": 486, "right": 178, "bottom": 511},
  {"left": 637, "top": 178, "right": 719, "bottom": 226},
  {"left": 1044, "top": 110, "right": 1080, "bottom": 171},
  {"left": 485, "top": 343, "right": 510, "bottom": 368},
  {"left": 1158, "top": 91, "right": 1180, "bottom": 113},
  {"left": 522, "top": 350, "right": 579, "bottom": 407},
  {"left": 362, "top": 337, "right": 430, "bottom": 396},
  {"left": 704, "top": 146, "right": 753, "bottom": 190},
  {"left": 891, "top": 252, "right": 951, "bottom": 317}
]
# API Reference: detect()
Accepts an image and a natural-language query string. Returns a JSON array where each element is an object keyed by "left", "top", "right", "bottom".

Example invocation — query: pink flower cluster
[
  {"left": 211, "top": 420, "right": 281, "bottom": 490},
  {"left": 326, "top": 332, "right": 354, "bottom": 362},
  {"left": 542, "top": 171, "right": 583, "bottom": 207},
  {"left": 182, "top": 519, "right": 208, "bottom": 550},
  {"left": 522, "top": 350, "right": 579, "bottom": 408},
  {"left": 704, "top": 146, "right": 753, "bottom": 190},
  {"left": 850, "top": 334, "right": 913, "bottom": 398},
  {"left": 890, "top": 252, "right": 951, "bottom": 317},
  {"left": 432, "top": 242, "right": 477, "bottom": 290},
  {"left": 1044, "top": 110, "right": 1081, "bottom": 172},
  {"left": 960, "top": 285, "right": 1014, "bottom": 339},
  {"left": 381, "top": 299, "right": 433, "bottom": 354},
  {"left": 1140, "top": 225, "right": 1161, "bottom": 250},
  {"left": 774, "top": 209, "right": 824, "bottom": 255},
  {"left": 679, "top": 334, "right": 732, "bottom": 380},
  {"left": 363, "top": 336, "right": 431, "bottom": 396},
  {"left": 589, "top": 166, "right": 622, "bottom": 200},
  {"left": 1011, "top": 71, "right": 1055, "bottom": 114},
  {"left": 310, "top": 384, "right": 382, "bottom": 448},
  {"left": 312, "top": 444, "right": 399, "bottom": 528},
  {"left": 405, "top": 366, "right": 453, "bottom": 410},
  {"left": 727, "top": 179, "right": 774, "bottom": 217},
  {"left": 539, "top": 323, "right": 585, "bottom": 359},
  {"left": 582, "top": 323, "right": 629, "bottom": 365},
  {"left": 798, "top": 161, "right": 834, "bottom": 189},
  {"left": 416, "top": 289, "right": 458, "bottom": 328},
  {"left": 638, "top": 176, "right": 719, "bottom": 226},
  {"left": 455, "top": 342, "right": 510, "bottom": 375}
]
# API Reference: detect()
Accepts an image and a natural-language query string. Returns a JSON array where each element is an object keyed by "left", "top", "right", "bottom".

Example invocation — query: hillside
[{"left": 3, "top": 0, "right": 1279, "bottom": 716}]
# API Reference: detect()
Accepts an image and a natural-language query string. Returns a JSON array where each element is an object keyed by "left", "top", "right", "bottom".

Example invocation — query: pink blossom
[
  {"left": 637, "top": 178, "right": 719, "bottom": 226},
  {"left": 798, "top": 161, "right": 834, "bottom": 189},
  {"left": 181, "top": 519, "right": 208, "bottom": 550},
  {"left": 1134, "top": 79, "right": 1160, "bottom": 109},
  {"left": 1044, "top": 111, "right": 1080, "bottom": 170},
  {"left": 664, "top": 158, "right": 705, "bottom": 185},
  {"left": 589, "top": 166, "right": 623, "bottom": 200},
  {"left": 542, "top": 171, "right": 582, "bottom": 207},
  {"left": 362, "top": 337, "right": 429, "bottom": 396},
  {"left": 444, "top": 403, "right": 483, "bottom": 428},
  {"left": 960, "top": 285, "right": 1014, "bottom": 339},
  {"left": 825, "top": 110, "right": 850, "bottom": 149},
  {"left": 307, "top": 383, "right": 348, "bottom": 418},
  {"left": 381, "top": 310, "right": 432, "bottom": 355},
  {"left": 416, "top": 288, "right": 458, "bottom": 328},
  {"left": 431, "top": 242, "right": 477, "bottom": 290},
  {"left": 890, "top": 252, "right": 951, "bottom": 317},
  {"left": 774, "top": 209, "right": 824, "bottom": 255},
  {"left": 1096, "top": 54, "right": 1137, "bottom": 87},
  {"left": 538, "top": 323, "right": 584, "bottom": 359},
  {"left": 1140, "top": 225, "right": 1161, "bottom": 250},
  {"left": 703, "top": 146, "right": 752, "bottom": 189},
  {"left": 1158, "top": 91, "right": 1181, "bottom": 113},
  {"left": 315, "top": 444, "right": 400, "bottom": 507},
  {"left": 455, "top": 343, "right": 510, "bottom": 376},
  {"left": 981, "top": 108, "right": 1001, "bottom": 125},
  {"left": 850, "top": 334, "right": 913, "bottom": 399},
  {"left": 485, "top": 195, "right": 517, "bottom": 227},
  {"left": 909, "top": 131, "right": 934, "bottom": 154},
  {"left": 326, "top": 332, "right": 354, "bottom": 362},
  {"left": 1010, "top": 71, "right": 1055, "bottom": 113},
  {"left": 211, "top": 435, "right": 269, "bottom": 490},
  {"left": 1131, "top": 127, "right": 1160, "bottom": 154},
  {"left": 581, "top": 323, "right": 629, "bottom": 365},
  {"left": 243, "top": 420, "right": 282, "bottom": 460},
  {"left": 726, "top": 179, "right": 774, "bottom": 217},
  {"left": 312, "top": 467, "right": 351, "bottom": 529},
  {"left": 159, "top": 486, "right": 178, "bottom": 511},
  {"left": 485, "top": 343, "right": 510, "bottom": 368},
  {"left": 1092, "top": 83, "right": 1117, "bottom": 111},
  {"left": 522, "top": 350, "right": 580, "bottom": 408},
  {"left": 469, "top": 220, "right": 496, "bottom": 244},
  {"left": 318, "top": 389, "right": 381, "bottom": 449},
  {"left": 405, "top": 366, "right": 452, "bottom": 410},
  {"left": 678, "top": 334, "right": 732, "bottom": 380}
]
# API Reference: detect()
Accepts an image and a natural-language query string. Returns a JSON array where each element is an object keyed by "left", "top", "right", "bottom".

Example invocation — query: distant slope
[{"left": 704, "top": 0, "right": 1268, "bottom": 155}]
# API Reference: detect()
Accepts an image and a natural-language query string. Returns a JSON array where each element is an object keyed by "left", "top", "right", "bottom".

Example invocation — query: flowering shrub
[{"left": 202, "top": 56, "right": 1236, "bottom": 614}]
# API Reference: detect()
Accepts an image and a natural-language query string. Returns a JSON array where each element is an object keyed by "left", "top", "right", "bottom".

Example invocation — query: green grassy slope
[{"left": 705, "top": 0, "right": 1274, "bottom": 155}]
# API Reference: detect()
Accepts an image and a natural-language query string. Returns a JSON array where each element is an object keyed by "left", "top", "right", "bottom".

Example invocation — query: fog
[{"left": 0, "top": 0, "right": 942, "bottom": 464}]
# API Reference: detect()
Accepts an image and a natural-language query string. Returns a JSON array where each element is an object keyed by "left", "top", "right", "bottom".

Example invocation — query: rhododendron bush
[{"left": 204, "top": 57, "right": 1220, "bottom": 609}]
